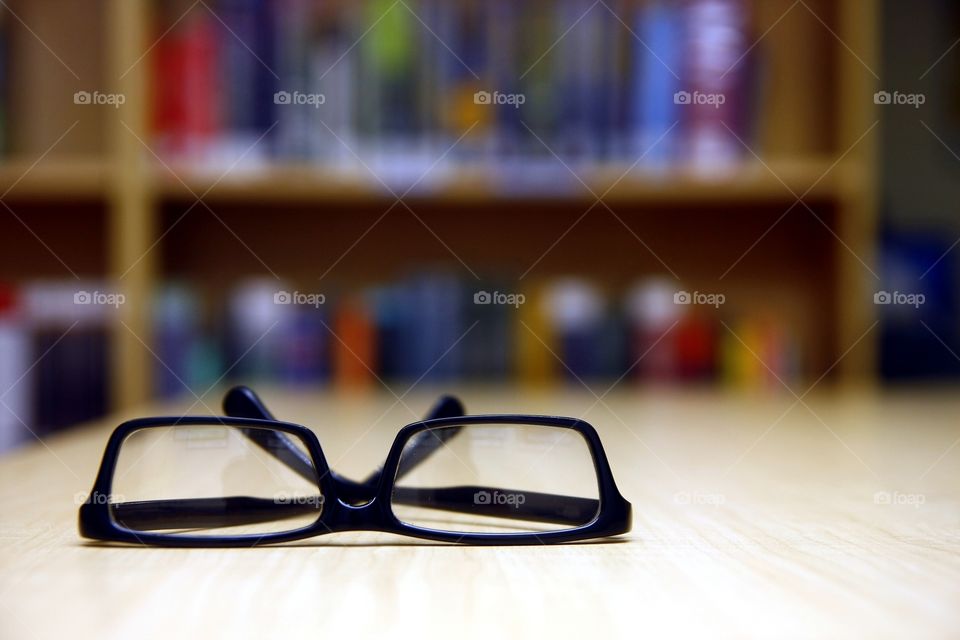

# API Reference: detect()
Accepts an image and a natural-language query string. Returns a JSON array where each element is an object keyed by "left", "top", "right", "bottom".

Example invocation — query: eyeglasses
[{"left": 78, "top": 386, "right": 631, "bottom": 546}]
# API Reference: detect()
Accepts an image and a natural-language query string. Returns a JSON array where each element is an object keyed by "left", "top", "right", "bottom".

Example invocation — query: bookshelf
[
  {"left": 155, "top": 157, "right": 842, "bottom": 205},
  {"left": 0, "top": 0, "right": 880, "bottom": 411},
  {"left": 0, "top": 160, "right": 108, "bottom": 200}
]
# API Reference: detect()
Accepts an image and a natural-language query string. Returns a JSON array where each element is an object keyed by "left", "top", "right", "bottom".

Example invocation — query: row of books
[
  {"left": 154, "top": 275, "right": 802, "bottom": 397},
  {"left": 153, "top": 0, "right": 756, "bottom": 181},
  {"left": 0, "top": 275, "right": 802, "bottom": 452}
]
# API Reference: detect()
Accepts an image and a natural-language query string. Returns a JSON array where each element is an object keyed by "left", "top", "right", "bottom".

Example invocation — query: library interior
[{"left": 0, "top": 1, "right": 958, "bottom": 638}]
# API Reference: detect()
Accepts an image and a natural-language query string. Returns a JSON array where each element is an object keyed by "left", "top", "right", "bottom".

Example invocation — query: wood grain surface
[{"left": 1, "top": 386, "right": 958, "bottom": 639}]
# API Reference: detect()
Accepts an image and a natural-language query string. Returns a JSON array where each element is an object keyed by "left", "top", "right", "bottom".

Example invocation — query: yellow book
[{"left": 515, "top": 286, "right": 555, "bottom": 388}]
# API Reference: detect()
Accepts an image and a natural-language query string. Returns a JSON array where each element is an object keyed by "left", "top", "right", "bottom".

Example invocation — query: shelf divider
[{"left": 107, "top": 0, "right": 155, "bottom": 410}]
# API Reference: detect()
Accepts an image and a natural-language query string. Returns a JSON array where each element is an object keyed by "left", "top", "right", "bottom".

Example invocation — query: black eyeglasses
[{"left": 78, "top": 386, "right": 632, "bottom": 546}]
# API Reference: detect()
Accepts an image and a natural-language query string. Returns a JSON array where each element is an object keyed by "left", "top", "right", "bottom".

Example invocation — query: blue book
[
  {"left": 216, "top": 0, "right": 275, "bottom": 164},
  {"left": 632, "top": 0, "right": 681, "bottom": 167},
  {"left": 273, "top": 0, "right": 312, "bottom": 159},
  {"left": 879, "top": 232, "right": 960, "bottom": 379},
  {"left": 489, "top": 0, "right": 523, "bottom": 159},
  {"left": 371, "top": 285, "right": 409, "bottom": 381},
  {"left": 400, "top": 273, "right": 464, "bottom": 383},
  {"left": 542, "top": 279, "right": 606, "bottom": 381},
  {"left": 279, "top": 307, "right": 328, "bottom": 385},
  {"left": 556, "top": 0, "right": 601, "bottom": 161},
  {"left": 153, "top": 284, "right": 199, "bottom": 398}
]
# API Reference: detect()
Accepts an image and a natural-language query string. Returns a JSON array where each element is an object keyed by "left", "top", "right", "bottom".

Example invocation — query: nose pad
[
  {"left": 331, "top": 473, "right": 378, "bottom": 508},
  {"left": 338, "top": 496, "right": 375, "bottom": 509}
]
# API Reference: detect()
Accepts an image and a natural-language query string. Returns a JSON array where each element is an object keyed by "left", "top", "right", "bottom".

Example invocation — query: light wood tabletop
[{"left": 1, "top": 386, "right": 959, "bottom": 639}]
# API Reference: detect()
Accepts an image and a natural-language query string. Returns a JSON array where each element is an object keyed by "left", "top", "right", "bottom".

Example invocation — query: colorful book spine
[
  {"left": 515, "top": 287, "right": 556, "bottom": 387},
  {"left": 307, "top": 1, "right": 356, "bottom": 162},
  {"left": 217, "top": 0, "right": 272, "bottom": 166},
  {"left": 273, "top": 0, "right": 313, "bottom": 160},
  {"left": 633, "top": 0, "right": 681, "bottom": 167},
  {"left": 153, "top": 284, "right": 200, "bottom": 398},
  {"left": 279, "top": 307, "right": 328, "bottom": 385},
  {"left": 542, "top": 278, "right": 605, "bottom": 380},
  {"left": 332, "top": 296, "right": 377, "bottom": 388},
  {"left": 152, "top": 5, "right": 219, "bottom": 162},
  {"left": 21, "top": 282, "right": 110, "bottom": 433},
  {"left": 625, "top": 279, "right": 682, "bottom": 381},
  {"left": 675, "top": 311, "right": 716, "bottom": 381},
  {"left": 682, "top": 0, "right": 749, "bottom": 171}
]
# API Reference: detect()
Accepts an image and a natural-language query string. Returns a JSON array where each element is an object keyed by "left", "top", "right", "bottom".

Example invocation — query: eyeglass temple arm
[
  {"left": 359, "top": 396, "right": 466, "bottom": 486},
  {"left": 222, "top": 386, "right": 466, "bottom": 494},
  {"left": 111, "top": 496, "right": 321, "bottom": 531},
  {"left": 110, "top": 485, "right": 597, "bottom": 531},
  {"left": 222, "top": 386, "right": 317, "bottom": 482}
]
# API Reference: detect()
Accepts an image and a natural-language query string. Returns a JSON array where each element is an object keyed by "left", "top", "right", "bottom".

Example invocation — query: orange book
[{"left": 332, "top": 297, "right": 377, "bottom": 389}]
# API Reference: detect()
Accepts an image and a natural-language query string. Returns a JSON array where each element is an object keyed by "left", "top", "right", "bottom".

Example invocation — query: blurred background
[{"left": 0, "top": 0, "right": 956, "bottom": 452}]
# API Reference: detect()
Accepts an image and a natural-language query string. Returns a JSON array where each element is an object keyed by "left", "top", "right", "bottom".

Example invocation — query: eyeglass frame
[{"left": 78, "top": 387, "right": 632, "bottom": 547}]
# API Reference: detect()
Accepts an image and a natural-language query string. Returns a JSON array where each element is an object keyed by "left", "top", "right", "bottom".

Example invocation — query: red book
[
  {"left": 675, "top": 311, "right": 716, "bottom": 381},
  {"left": 153, "top": 10, "right": 219, "bottom": 161},
  {"left": 625, "top": 279, "right": 682, "bottom": 382}
]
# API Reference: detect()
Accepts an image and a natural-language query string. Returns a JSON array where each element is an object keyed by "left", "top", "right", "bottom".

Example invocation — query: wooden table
[{"left": 2, "top": 387, "right": 958, "bottom": 638}]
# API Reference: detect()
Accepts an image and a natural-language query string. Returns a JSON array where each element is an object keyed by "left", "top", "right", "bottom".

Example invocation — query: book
[
  {"left": 306, "top": 0, "right": 357, "bottom": 163},
  {"left": 153, "top": 4, "right": 219, "bottom": 162},
  {"left": 0, "top": 284, "right": 29, "bottom": 452},
  {"left": 632, "top": 0, "right": 682, "bottom": 167},
  {"left": 153, "top": 283, "right": 201, "bottom": 398},
  {"left": 625, "top": 278, "right": 682, "bottom": 381},
  {"left": 332, "top": 295, "right": 377, "bottom": 388},
  {"left": 21, "top": 282, "right": 111, "bottom": 433},
  {"left": 515, "top": 286, "right": 556, "bottom": 387},
  {"left": 216, "top": 0, "right": 275, "bottom": 168},
  {"left": 681, "top": 0, "right": 749, "bottom": 172},
  {"left": 542, "top": 278, "right": 605, "bottom": 380}
]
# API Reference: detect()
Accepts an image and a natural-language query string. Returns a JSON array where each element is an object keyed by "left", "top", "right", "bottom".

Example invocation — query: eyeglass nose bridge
[
  {"left": 324, "top": 495, "right": 393, "bottom": 532},
  {"left": 318, "top": 473, "right": 394, "bottom": 531}
]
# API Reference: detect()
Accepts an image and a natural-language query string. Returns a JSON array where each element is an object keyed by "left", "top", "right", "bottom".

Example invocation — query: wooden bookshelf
[
  {"left": 1, "top": 0, "right": 881, "bottom": 410},
  {"left": 0, "top": 159, "right": 109, "bottom": 201},
  {"left": 155, "top": 157, "right": 841, "bottom": 205}
]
